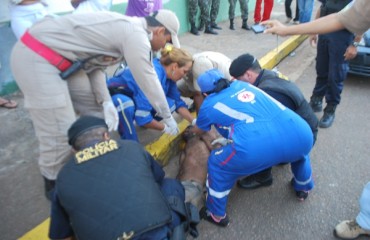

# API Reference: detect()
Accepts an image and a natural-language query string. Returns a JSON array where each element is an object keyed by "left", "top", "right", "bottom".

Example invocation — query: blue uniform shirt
[{"left": 107, "top": 58, "right": 187, "bottom": 126}]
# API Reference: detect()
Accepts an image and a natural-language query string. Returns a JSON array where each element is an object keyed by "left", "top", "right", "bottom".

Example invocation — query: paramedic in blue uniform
[
  {"left": 193, "top": 69, "right": 314, "bottom": 227},
  {"left": 49, "top": 116, "right": 199, "bottom": 240},
  {"left": 229, "top": 53, "right": 318, "bottom": 190},
  {"left": 107, "top": 45, "right": 194, "bottom": 141}
]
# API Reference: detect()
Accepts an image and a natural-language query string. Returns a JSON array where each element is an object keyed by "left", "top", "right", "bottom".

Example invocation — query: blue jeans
[
  {"left": 297, "top": 0, "right": 313, "bottom": 23},
  {"left": 357, "top": 182, "right": 370, "bottom": 230}
]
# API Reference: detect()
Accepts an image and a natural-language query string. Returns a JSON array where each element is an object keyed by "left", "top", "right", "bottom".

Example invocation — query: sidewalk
[{"left": 0, "top": 2, "right": 314, "bottom": 239}]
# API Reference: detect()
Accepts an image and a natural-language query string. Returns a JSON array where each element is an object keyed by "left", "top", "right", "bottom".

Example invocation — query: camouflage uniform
[
  {"left": 188, "top": 0, "right": 210, "bottom": 25},
  {"left": 229, "top": 0, "right": 249, "bottom": 20},
  {"left": 210, "top": 0, "right": 220, "bottom": 24}
]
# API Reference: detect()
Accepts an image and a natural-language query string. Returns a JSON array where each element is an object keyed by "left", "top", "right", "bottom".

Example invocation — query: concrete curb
[{"left": 18, "top": 34, "right": 307, "bottom": 240}]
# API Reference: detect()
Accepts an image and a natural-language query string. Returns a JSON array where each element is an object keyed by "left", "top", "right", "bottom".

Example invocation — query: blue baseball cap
[{"left": 197, "top": 69, "right": 225, "bottom": 93}]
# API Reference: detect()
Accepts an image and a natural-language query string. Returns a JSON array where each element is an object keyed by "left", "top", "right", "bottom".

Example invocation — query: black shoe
[
  {"left": 211, "top": 22, "right": 222, "bottom": 30},
  {"left": 237, "top": 175, "right": 273, "bottom": 190},
  {"left": 309, "top": 95, "right": 323, "bottom": 112},
  {"left": 200, "top": 207, "right": 230, "bottom": 227},
  {"left": 204, "top": 26, "right": 218, "bottom": 35},
  {"left": 43, "top": 177, "right": 56, "bottom": 201}
]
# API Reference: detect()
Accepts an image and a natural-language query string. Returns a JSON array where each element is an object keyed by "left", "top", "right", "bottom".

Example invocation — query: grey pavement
[{"left": 2, "top": 1, "right": 370, "bottom": 240}]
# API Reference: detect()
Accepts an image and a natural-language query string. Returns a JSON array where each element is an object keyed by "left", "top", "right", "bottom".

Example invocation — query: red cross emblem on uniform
[{"left": 237, "top": 91, "right": 255, "bottom": 102}]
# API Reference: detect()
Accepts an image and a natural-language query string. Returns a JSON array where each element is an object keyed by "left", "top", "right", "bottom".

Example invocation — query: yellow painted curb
[
  {"left": 18, "top": 219, "right": 50, "bottom": 240},
  {"left": 259, "top": 34, "right": 308, "bottom": 70},
  {"left": 18, "top": 34, "right": 307, "bottom": 240}
]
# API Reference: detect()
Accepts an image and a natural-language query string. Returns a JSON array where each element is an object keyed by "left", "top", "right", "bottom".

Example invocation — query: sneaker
[
  {"left": 237, "top": 175, "right": 273, "bottom": 190},
  {"left": 334, "top": 220, "right": 370, "bottom": 239},
  {"left": 285, "top": 18, "right": 292, "bottom": 23},
  {"left": 293, "top": 20, "right": 300, "bottom": 24},
  {"left": 291, "top": 178, "right": 309, "bottom": 201},
  {"left": 295, "top": 190, "right": 309, "bottom": 201},
  {"left": 200, "top": 207, "right": 230, "bottom": 227}
]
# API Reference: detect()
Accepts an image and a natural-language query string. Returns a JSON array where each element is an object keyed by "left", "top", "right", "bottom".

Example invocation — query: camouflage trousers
[
  {"left": 210, "top": 0, "right": 220, "bottom": 23},
  {"left": 228, "top": 0, "right": 249, "bottom": 20},
  {"left": 188, "top": 0, "right": 210, "bottom": 24}
]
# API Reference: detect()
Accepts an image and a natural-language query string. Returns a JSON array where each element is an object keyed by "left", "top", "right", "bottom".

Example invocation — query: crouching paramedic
[
  {"left": 107, "top": 45, "right": 194, "bottom": 141},
  {"left": 192, "top": 69, "right": 314, "bottom": 227},
  {"left": 49, "top": 116, "right": 199, "bottom": 240}
]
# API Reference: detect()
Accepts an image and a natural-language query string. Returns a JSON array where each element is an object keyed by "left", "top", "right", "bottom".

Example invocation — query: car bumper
[{"left": 348, "top": 46, "right": 370, "bottom": 77}]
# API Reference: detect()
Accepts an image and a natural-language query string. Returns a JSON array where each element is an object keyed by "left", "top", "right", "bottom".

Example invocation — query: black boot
[
  {"left": 319, "top": 103, "right": 337, "bottom": 128},
  {"left": 198, "top": 21, "right": 205, "bottom": 31},
  {"left": 237, "top": 168, "right": 273, "bottom": 190},
  {"left": 309, "top": 95, "right": 323, "bottom": 112},
  {"left": 211, "top": 22, "right": 222, "bottom": 30},
  {"left": 229, "top": 18, "right": 235, "bottom": 30},
  {"left": 190, "top": 23, "right": 199, "bottom": 36},
  {"left": 242, "top": 19, "right": 251, "bottom": 30},
  {"left": 43, "top": 176, "right": 56, "bottom": 201},
  {"left": 204, "top": 24, "right": 218, "bottom": 35}
]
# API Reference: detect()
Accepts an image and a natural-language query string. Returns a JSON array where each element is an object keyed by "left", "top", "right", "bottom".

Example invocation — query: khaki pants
[{"left": 11, "top": 42, "right": 104, "bottom": 179}]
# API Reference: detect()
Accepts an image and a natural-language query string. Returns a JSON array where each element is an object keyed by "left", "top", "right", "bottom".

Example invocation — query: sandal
[{"left": 0, "top": 98, "right": 18, "bottom": 109}]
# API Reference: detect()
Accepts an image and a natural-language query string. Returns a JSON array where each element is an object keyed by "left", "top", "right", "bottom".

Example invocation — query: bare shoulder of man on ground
[{"left": 177, "top": 126, "right": 218, "bottom": 209}]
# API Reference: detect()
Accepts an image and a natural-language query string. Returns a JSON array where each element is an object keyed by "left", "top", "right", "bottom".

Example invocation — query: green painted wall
[{"left": 110, "top": 0, "right": 256, "bottom": 34}]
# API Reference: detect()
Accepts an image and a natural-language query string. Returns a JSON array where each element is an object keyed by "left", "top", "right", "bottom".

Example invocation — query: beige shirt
[
  {"left": 185, "top": 51, "right": 231, "bottom": 92},
  {"left": 338, "top": 0, "right": 370, "bottom": 35},
  {"left": 29, "top": 12, "right": 172, "bottom": 118}
]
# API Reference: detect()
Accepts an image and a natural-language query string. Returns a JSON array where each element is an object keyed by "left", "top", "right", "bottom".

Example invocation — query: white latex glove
[
  {"left": 162, "top": 124, "right": 175, "bottom": 135},
  {"left": 211, "top": 137, "right": 232, "bottom": 146},
  {"left": 162, "top": 116, "right": 179, "bottom": 136},
  {"left": 102, "top": 101, "right": 119, "bottom": 132},
  {"left": 191, "top": 118, "right": 197, "bottom": 126}
]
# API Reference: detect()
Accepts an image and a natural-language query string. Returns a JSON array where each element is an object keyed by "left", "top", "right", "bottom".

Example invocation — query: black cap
[
  {"left": 229, "top": 53, "right": 256, "bottom": 78},
  {"left": 68, "top": 116, "right": 108, "bottom": 146}
]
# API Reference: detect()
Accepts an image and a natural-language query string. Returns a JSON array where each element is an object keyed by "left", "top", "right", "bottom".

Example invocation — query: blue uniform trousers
[
  {"left": 206, "top": 110, "right": 314, "bottom": 216},
  {"left": 112, "top": 94, "right": 176, "bottom": 141},
  {"left": 111, "top": 94, "right": 138, "bottom": 141},
  {"left": 314, "top": 30, "right": 353, "bottom": 105}
]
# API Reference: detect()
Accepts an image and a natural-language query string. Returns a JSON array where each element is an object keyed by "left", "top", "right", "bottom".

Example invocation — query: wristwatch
[{"left": 352, "top": 41, "right": 360, "bottom": 47}]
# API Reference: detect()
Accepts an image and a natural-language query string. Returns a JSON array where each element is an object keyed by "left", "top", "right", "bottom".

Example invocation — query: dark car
[{"left": 348, "top": 29, "right": 370, "bottom": 77}]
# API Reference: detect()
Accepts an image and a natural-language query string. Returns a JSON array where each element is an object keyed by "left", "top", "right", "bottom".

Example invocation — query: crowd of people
[{"left": 2, "top": 0, "right": 370, "bottom": 239}]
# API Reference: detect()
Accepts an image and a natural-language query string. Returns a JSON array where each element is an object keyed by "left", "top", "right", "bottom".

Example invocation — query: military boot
[
  {"left": 211, "top": 22, "right": 222, "bottom": 30},
  {"left": 190, "top": 23, "right": 200, "bottom": 36},
  {"left": 319, "top": 103, "right": 337, "bottom": 128},
  {"left": 229, "top": 19, "right": 235, "bottom": 30},
  {"left": 309, "top": 95, "right": 323, "bottom": 112},
  {"left": 198, "top": 21, "right": 205, "bottom": 31},
  {"left": 242, "top": 19, "right": 251, "bottom": 30},
  {"left": 205, "top": 23, "right": 218, "bottom": 35}
]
